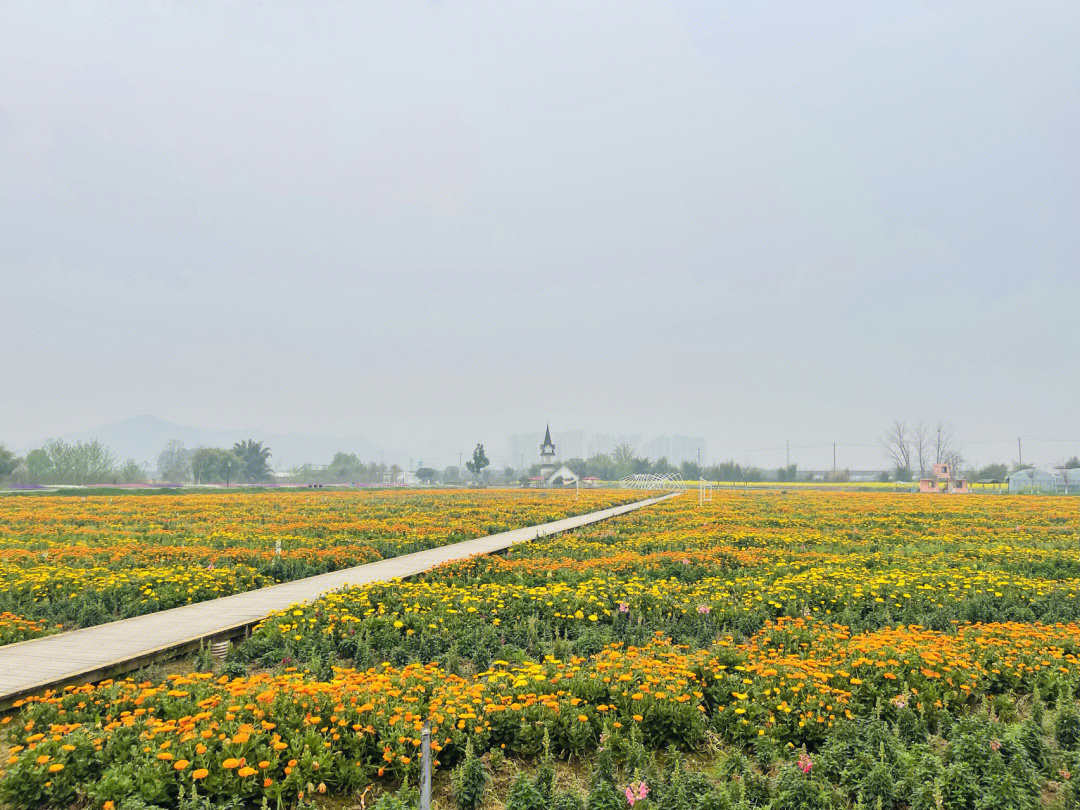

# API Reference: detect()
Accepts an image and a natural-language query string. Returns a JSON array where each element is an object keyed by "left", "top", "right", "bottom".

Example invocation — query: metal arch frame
[{"left": 620, "top": 472, "right": 687, "bottom": 494}]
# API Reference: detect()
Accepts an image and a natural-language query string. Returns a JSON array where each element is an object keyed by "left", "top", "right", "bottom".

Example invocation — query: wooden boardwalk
[{"left": 0, "top": 493, "right": 672, "bottom": 710}]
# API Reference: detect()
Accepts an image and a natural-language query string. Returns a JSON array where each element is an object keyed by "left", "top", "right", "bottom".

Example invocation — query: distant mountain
[{"left": 60, "top": 416, "right": 384, "bottom": 471}]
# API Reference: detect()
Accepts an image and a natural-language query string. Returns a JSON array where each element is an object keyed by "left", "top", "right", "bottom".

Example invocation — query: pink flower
[
  {"left": 797, "top": 752, "right": 812, "bottom": 774},
  {"left": 618, "top": 602, "right": 630, "bottom": 613},
  {"left": 624, "top": 780, "right": 649, "bottom": 805},
  {"left": 697, "top": 604, "right": 711, "bottom": 615},
  {"left": 990, "top": 739, "right": 1001, "bottom": 752}
]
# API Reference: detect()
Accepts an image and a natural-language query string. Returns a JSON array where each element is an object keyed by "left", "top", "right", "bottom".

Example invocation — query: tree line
[
  {"left": 881, "top": 420, "right": 1079, "bottom": 482},
  {"left": 0, "top": 438, "right": 274, "bottom": 486}
]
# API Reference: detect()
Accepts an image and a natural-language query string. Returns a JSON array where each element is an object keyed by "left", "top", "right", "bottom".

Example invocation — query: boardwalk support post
[{"left": 420, "top": 723, "right": 431, "bottom": 810}]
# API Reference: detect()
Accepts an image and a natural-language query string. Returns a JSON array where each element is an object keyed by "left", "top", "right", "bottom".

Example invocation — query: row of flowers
[{"left": 4, "top": 619, "right": 1080, "bottom": 807}]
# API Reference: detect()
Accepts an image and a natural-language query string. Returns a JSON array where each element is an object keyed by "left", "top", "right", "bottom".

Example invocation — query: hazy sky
[{"left": 2, "top": 2, "right": 1078, "bottom": 470}]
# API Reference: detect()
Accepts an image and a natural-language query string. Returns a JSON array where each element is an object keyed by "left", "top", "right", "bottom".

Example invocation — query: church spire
[{"left": 542, "top": 423, "right": 554, "bottom": 452}]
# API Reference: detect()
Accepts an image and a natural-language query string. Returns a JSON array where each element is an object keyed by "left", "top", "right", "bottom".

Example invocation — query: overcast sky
[{"left": 2, "top": 1, "right": 1078, "bottom": 470}]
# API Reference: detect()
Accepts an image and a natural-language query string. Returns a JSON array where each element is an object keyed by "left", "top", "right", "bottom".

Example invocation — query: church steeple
[{"left": 541, "top": 423, "right": 555, "bottom": 455}]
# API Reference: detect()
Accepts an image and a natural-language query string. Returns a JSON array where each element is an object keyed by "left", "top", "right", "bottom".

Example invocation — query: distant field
[
  {"left": 7, "top": 490, "right": 1080, "bottom": 809},
  {"left": 0, "top": 489, "right": 640, "bottom": 645}
]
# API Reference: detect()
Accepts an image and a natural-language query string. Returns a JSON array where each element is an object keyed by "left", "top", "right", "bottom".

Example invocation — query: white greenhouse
[{"left": 1006, "top": 467, "right": 1063, "bottom": 493}]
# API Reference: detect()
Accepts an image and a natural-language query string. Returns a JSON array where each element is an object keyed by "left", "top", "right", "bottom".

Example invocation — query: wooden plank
[{"left": 0, "top": 494, "right": 672, "bottom": 711}]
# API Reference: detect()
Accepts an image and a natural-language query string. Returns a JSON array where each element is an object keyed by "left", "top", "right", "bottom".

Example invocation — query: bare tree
[
  {"left": 911, "top": 421, "right": 930, "bottom": 478},
  {"left": 881, "top": 420, "right": 912, "bottom": 473},
  {"left": 157, "top": 439, "right": 191, "bottom": 484},
  {"left": 933, "top": 422, "right": 959, "bottom": 464}
]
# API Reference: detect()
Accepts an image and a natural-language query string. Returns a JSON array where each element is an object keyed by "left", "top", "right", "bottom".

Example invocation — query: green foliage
[
  {"left": 0, "top": 443, "right": 18, "bottom": 478},
  {"left": 190, "top": 448, "right": 240, "bottom": 485},
  {"left": 450, "top": 739, "right": 489, "bottom": 810},
  {"left": 1057, "top": 699, "right": 1080, "bottom": 750},
  {"left": 372, "top": 787, "right": 418, "bottom": 810},
  {"left": 232, "top": 439, "right": 272, "bottom": 483},
  {"left": 465, "top": 444, "right": 490, "bottom": 481},
  {"left": 505, "top": 772, "right": 547, "bottom": 810}
]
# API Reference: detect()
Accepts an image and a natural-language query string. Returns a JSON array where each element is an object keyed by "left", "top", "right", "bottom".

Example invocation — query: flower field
[
  {"left": 0, "top": 490, "right": 640, "bottom": 644},
  {"left": 5, "top": 491, "right": 1080, "bottom": 809}
]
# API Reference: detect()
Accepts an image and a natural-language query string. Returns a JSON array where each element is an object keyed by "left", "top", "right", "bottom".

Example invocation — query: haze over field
[{"left": 2, "top": 2, "right": 1078, "bottom": 470}]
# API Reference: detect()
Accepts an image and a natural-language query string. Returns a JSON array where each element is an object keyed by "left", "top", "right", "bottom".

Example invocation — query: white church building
[{"left": 533, "top": 424, "right": 579, "bottom": 487}]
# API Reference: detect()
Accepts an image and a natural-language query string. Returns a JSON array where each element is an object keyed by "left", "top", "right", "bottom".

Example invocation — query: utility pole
[
  {"left": 1018, "top": 438, "right": 1022, "bottom": 468},
  {"left": 786, "top": 440, "right": 790, "bottom": 468},
  {"left": 833, "top": 443, "right": 836, "bottom": 473}
]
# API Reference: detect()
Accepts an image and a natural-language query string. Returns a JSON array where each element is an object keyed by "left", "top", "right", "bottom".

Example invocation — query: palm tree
[{"left": 232, "top": 440, "right": 272, "bottom": 482}]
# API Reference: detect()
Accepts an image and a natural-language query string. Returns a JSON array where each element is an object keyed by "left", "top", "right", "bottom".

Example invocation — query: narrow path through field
[{"left": 0, "top": 493, "right": 674, "bottom": 710}]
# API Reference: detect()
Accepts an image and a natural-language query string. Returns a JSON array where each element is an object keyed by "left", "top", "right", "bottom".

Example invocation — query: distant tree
[
  {"left": 23, "top": 448, "right": 52, "bottom": 484},
  {"left": 443, "top": 465, "right": 460, "bottom": 483},
  {"left": 680, "top": 460, "right": 702, "bottom": 481},
  {"left": 327, "top": 452, "right": 363, "bottom": 483},
  {"left": 975, "top": 462, "right": 1008, "bottom": 481},
  {"left": 824, "top": 468, "right": 851, "bottom": 483},
  {"left": 45, "top": 438, "right": 117, "bottom": 484},
  {"left": 776, "top": 463, "right": 798, "bottom": 482},
  {"left": 1065, "top": 456, "right": 1080, "bottom": 470},
  {"left": 911, "top": 421, "right": 930, "bottom": 478},
  {"left": 893, "top": 466, "right": 913, "bottom": 482},
  {"left": 416, "top": 466, "right": 437, "bottom": 484},
  {"left": 232, "top": 440, "right": 272, "bottom": 483},
  {"left": 191, "top": 448, "right": 240, "bottom": 484},
  {"left": 157, "top": 440, "right": 191, "bottom": 484},
  {"left": 0, "top": 444, "right": 18, "bottom": 479},
  {"left": 882, "top": 420, "right": 912, "bottom": 474},
  {"left": 502, "top": 466, "right": 515, "bottom": 482},
  {"left": 118, "top": 459, "right": 147, "bottom": 484},
  {"left": 877, "top": 470, "right": 891, "bottom": 483},
  {"left": 707, "top": 460, "right": 746, "bottom": 482},
  {"left": 612, "top": 443, "right": 637, "bottom": 467},
  {"left": 465, "top": 444, "right": 489, "bottom": 481},
  {"left": 934, "top": 421, "right": 963, "bottom": 471}
]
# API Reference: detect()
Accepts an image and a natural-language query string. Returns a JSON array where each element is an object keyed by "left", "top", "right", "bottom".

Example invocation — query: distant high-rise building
[
  {"left": 643, "top": 435, "right": 672, "bottom": 461},
  {"left": 670, "top": 435, "right": 706, "bottom": 466},
  {"left": 509, "top": 432, "right": 543, "bottom": 470}
]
